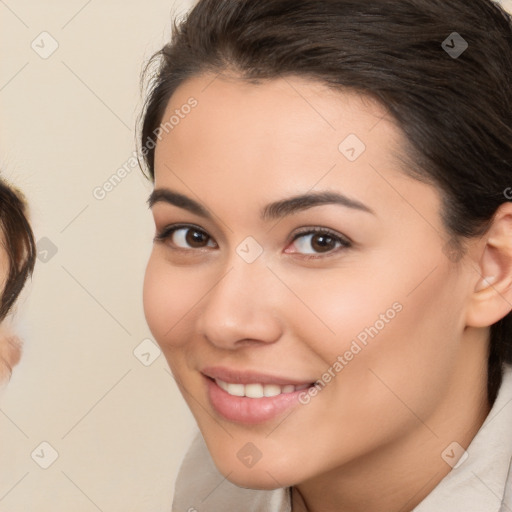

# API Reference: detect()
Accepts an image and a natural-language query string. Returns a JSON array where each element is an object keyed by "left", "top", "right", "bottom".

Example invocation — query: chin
[{"left": 210, "top": 449, "right": 301, "bottom": 490}]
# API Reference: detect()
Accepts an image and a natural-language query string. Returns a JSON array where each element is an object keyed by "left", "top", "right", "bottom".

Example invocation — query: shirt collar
[{"left": 414, "top": 363, "right": 512, "bottom": 512}]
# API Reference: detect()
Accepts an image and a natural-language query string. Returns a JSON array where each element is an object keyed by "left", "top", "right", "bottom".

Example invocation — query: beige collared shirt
[{"left": 172, "top": 364, "right": 512, "bottom": 512}]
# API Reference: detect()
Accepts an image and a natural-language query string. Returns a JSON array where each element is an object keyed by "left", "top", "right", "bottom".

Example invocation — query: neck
[{"left": 292, "top": 330, "right": 491, "bottom": 512}]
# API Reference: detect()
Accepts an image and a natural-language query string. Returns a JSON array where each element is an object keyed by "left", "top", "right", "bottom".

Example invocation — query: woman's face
[
  {"left": 143, "top": 73, "right": 480, "bottom": 488},
  {"left": 0, "top": 237, "right": 20, "bottom": 384}
]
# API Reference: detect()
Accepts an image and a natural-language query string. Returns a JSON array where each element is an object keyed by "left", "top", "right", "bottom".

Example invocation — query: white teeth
[
  {"left": 216, "top": 379, "right": 228, "bottom": 392},
  {"left": 228, "top": 383, "right": 245, "bottom": 396},
  {"left": 245, "top": 383, "right": 264, "bottom": 398},
  {"left": 215, "top": 379, "right": 309, "bottom": 398},
  {"left": 263, "top": 384, "right": 282, "bottom": 397}
]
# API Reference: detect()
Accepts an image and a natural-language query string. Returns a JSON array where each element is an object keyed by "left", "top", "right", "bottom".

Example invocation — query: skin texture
[{"left": 143, "top": 73, "right": 512, "bottom": 512}]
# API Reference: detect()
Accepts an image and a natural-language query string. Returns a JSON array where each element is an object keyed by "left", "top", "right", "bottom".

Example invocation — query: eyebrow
[{"left": 147, "top": 188, "right": 375, "bottom": 220}]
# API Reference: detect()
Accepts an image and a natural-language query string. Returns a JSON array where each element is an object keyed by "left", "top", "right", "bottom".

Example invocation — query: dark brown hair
[
  {"left": 139, "top": 0, "right": 512, "bottom": 405},
  {"left": 0, "top": 178, "right": 36, "bottom": 321}
]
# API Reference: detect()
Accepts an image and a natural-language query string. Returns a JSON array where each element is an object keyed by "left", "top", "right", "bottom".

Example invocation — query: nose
[{"left": 196, "top": 259, "right": 284, "bottom": 350}]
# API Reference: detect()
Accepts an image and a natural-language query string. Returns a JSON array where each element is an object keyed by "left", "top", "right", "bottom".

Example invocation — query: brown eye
[
  {"left": 287, "top": 229, "right": 351, "bottom": 256},
  {"left": 155, "top": 225, "right": 216, "bottom": 249},
  {"left": 184, "top": 228, "right": 211, "bottom": 248},
  {"left": 310, "top": 233, "right": 337, "bottom": 253}
]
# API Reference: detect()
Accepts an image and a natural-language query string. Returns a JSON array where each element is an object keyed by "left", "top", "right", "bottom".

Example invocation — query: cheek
[
  {"left": 0, "top": 334, "right": 21, "bottom": 382},
  {"left": 298, "top": 249, "right": 457, "bottom": 363},
  {"left": 280, "top": 264, "right": 404, "bottom": 363},
  {"left": 283, "top": 253, "right": 462, "bottom": 409},
  {"left": 142, "top": 252, "right": 205, "bottom": 348},
  {"left": 369, "top": 267, "right": 464, "bottom": 393},
  {"left": 337, "top": 263, "right": 463, "bottom": 426}
]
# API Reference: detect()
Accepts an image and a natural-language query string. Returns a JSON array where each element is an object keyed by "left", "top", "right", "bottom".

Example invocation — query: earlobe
[{"left": 466, "top": 203, "right": 512, "bottom": 328}]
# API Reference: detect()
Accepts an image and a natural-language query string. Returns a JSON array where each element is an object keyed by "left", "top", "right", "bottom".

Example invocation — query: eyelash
[
  {"left": 289, "top": 226, "right": 352, "bottom": 258},
  {"left": 153, "top": 223, "right": 352, "bottom": 258}
]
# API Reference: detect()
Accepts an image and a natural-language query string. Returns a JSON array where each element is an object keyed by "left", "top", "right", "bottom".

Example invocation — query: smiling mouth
[
  {"left": 203, "top": 373, "right": 317, "bottom": 424},
  {"left": 213, "top": 377, "right": 312, "bottom": 398}
]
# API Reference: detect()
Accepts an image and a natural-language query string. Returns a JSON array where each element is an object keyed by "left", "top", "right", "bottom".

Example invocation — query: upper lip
[{"left": 201, "top": 366, "right": 314, "bottom": 386}]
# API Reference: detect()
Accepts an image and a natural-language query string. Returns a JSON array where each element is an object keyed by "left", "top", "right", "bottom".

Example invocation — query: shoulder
[{"left": 414, "top": 363, "right": 512, "bottom": 511}]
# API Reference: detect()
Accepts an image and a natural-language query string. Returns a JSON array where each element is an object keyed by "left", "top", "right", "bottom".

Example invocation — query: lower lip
[{"left": 204, "top": 375, "right": 310, "bottom": 425}]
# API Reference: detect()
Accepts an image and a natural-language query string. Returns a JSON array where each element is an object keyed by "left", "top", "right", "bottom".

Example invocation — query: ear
[{"left": 466, "top": 202, "right": 512, "bottom": 328}]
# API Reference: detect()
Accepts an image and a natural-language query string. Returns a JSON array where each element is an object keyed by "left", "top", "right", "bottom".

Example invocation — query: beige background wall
[
  {"left": 0, "top": 1, "right": 197, "bottom": 511},
  {"left": 1, "top": 0, "right": 512, "bottom": 511}
]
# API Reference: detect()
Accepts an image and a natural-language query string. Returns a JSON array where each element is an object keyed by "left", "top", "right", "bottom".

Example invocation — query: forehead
[
  {"left": 155, "top": 72, "right": 394, "bottom": 165},
  {"left": 152, "top": 73, "right": 439, "bottom": 226}
]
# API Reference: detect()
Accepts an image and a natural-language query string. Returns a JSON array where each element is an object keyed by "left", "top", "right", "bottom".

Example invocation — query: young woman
[
  {"left": 0, "top": 178, "right": 36, "bottom": 383},
  {"left": 139, "top": 1, "right": 512, "bottom": 510}
]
